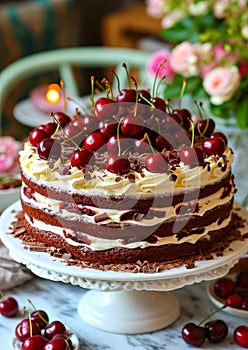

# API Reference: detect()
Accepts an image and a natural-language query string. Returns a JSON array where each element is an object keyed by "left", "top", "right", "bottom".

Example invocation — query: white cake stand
[{"left": 1, "top": 201, "right": 248, "bottom": 334}]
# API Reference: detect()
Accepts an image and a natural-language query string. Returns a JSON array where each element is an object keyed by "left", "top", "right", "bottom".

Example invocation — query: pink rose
[
  {"left": 203, "top": 66, "right": 241, "bottom": 105},
  {"left": 147, "top": 49, "right": 175, "bottom": 83},
  {"left": 170, "top": 42, "right": 200, "bottom": 76},
  {"left": 0, "top": 136, "right": 21, "bottom": 173},
  {"left": 146, "top": 0, "right": 165, "bottom": 18}
]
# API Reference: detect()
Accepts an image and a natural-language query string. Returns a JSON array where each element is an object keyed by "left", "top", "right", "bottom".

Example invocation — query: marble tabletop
[{"left": 0, "top": 273, "right": 246, "bottom": 350}]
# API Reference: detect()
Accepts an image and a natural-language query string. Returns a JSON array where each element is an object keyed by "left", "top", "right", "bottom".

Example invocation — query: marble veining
[{"left": 0, "top": 275, "right": 245, "bottom": 350}]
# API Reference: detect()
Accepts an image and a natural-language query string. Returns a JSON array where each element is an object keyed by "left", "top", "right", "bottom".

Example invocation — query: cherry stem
[
  {"left": 101, "top": 78, "right": 113, "bottom": 99},
  {"left": 95, "top": 80, "right": 106, "bottom": 92},
  {"left": 199, "top": 101, "right": 210, "bottom": 137},
  {"left": 179, "top": 77, "right": 187, "bottom": 109},
  {"left": 131, "top": 76, "right": 138, "bottom": 116},
  {"left": 51, "top": 113, "right": 81, "bottom": 150},
  {"left": 140, "top": 95, "right": 154, "bottom": 108},
  {"left": 194, "top": 100, "right": 203, "bottom": 120},
  {"left": 122, "top": 63, "right": 131, "bottom": 89},
  {"left": 198, "top": 305, "right": 226, "bottom": 326},
  {"left": 90, "top": 76, "right": 95, "bottom": 108},
  {"left": 190, "top": 120, "right": 195, "bottom": 148},
  {"left": 165, "top": 99, "right": 171, "bottom": 113},
  {"left": 27, "top": 299, "right": 33, "bottom": 337},
  {"left": 155, "top": 75, "right": 166, "bottom": 97},
  {"left": 60, "top": 80, "right": 67, "bottom": 113},
  {"left": 145, "top": 133, "right": 155, "bottom": 155},
  {"left": 110, "top": 69, "right": 121, "bottom": 94},
  {"left": 27, "top": 298, "right": 49, "bottom": 326},
  {"left": 152, "top": 59, "right": 166, "bottom": 98},
  {"left": 117, "top": 117, "right": 123, "bottom": 156},
  {"left": 0, "top": 290, "right": 5, "bottom": 299}
]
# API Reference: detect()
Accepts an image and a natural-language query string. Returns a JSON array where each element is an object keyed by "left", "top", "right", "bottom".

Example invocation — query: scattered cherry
[
  {"left": 31, "top": 309, "right": 49, "bottom": 329},
  {"left": 234, "top": 325, "right": 248, "bottom": 348},
  {"left": 44, "top": 320, "right": 66, "bottom": 339},
  {"left": 181, "top": 322, "right": 206, "bottom": 347},
  {"left": 213, "top": 277, "right": 236, "bottom": 299},
  {"left": 15, "top": 318, "right": 41, "bottom": 341},
  {"left": 43, "top": 337, "right": 70, "bottom": 350},
  {"left": 226, "top": 293, "right": 243, "bottom": 309},
  {"left": 106, "top": 155, "right": 130, "bottom": 175},
  {"left": 205, "top": 319, "right": 228, "bottom": 343},
  {"left": 21, "top": 334, "right": 48, "bottom": 350},
  {"left": 236, "top": 271, "right": 248, "bottom": 289},
  {"left": 0, "top": 295, "right": 18, "bottom": 317}
]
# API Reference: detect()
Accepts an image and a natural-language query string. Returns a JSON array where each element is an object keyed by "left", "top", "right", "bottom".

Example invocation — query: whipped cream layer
[
  {"left": 21, "top": 180, "right": 235, "bottom": 227},
  {"left": 20, "top": 142, "right": 234, "bottom": 197},
  {"left": 24, "top": 210, "right": 232, "bottom": 251}
]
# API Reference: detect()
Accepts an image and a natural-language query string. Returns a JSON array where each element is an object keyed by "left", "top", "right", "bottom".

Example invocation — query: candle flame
[{"left": 46, "top": 84, "right": 61, "bottom": 103}]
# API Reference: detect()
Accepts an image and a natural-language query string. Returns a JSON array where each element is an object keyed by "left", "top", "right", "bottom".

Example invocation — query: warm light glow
[{"left": 46, "top": 84, "right": 61, "bottom": 103}]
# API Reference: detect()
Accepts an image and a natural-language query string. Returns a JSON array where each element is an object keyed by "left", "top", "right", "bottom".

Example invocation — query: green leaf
[{"left": 235, "top": 98, "right": 248, "bottom": 129}]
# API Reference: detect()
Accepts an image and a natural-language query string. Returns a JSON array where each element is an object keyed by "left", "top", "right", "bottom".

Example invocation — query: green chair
[{"left": 0, "top": 46, "right": 151, "bottom": 135}]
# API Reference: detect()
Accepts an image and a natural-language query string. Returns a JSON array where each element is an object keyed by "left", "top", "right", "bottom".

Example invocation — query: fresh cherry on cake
[
  {"left": 84, "top": 131, "right": 106, "bottom": 152},
  {"left": 145, "top": 153, "right": 168, "bottom": 173},
  {"left": 179, "top": 146, "right": 204, "bottom": 167},
  {"left": 150, "top": 97, "right": 166, "bottom": 112},
  {"left": 99, "top": 119, "right": 118, "bottom": 138},
  {"left": 70, "top": 148, "right": 94, "bottom": 169},
  {"left": 106, "top": 135, "right": 131, "bottom": 154},
  {"left": 138, "top": 89, "right": 151, "bottom": 104},
  {"left": 202, "top": 136, "right": 226, "bottom": 156},
  {"left": 172, "top": 108, "right": 192, "bottom": 129},
  {"left": 31, "top": 309, "right": 49, "bottom": 329},
  {"left": 15, "top": 318, "right": 41, "bottom": 341},
  {"left": 0, "top": 294, "right": 18, "bottom": 317},
  {"left": 38, "top": 138, "right": 61, "bottom": 161},
  {"left": 38, "top": 122, "right": 57, "bottom": 136},
  {"left": 195, "top": 118, "right": 215, "bottom": 137},
  {"left": 213, "top": 277, "right": 236, "bottom": 299},
  {"left": 121, "top": 115, "right": 144, "bottom": 138},
  {"left": 117, "top": 88, "right": 136, "bottom": 103},
  {"left": 44, "top": 320, "right": 66, "bottom": 339},
  {"left": 204, "top": 319, "right": 228, "bottom": 343},
  {"left": 21, "top": 334, "right": 48, "bottom": 350},
  {"left": 152, "top": 133, "right": 173, "bottom": 152},
  {"left": 211, "top": 131, "right": 228, "bottom": 146},
  {"left": 95, "top": 97, "right": 118, "bottom": 119},
  {"left": 29, "top": 128, "right": 50, "bottom": 147},
  {"left": 52, "top": 112, "right": 71, "bottom": 128},
  {"left": 73, "top": 115, "right": 98, "bottom": 134},
  {"left": 234, "top": 325, "right": 248, "bottom": 348},
  {"left": 133, "top": 139, "right": 151, "bottom": 154},
  {"left": 106, "top": 155, "right": 130, "bottom": 175},
  {"left": 181, "top": 322, "right": 206, "bottom": 347}
]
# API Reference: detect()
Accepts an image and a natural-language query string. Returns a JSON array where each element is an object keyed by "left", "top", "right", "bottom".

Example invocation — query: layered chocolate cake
[{"left": 18, "top": 84, "right": 237, "bottom": 269}]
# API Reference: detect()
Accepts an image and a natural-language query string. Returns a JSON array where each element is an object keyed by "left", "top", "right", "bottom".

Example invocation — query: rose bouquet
[
  {"left": 146, "top": 0, "right": 248, "bottom": 129},
  {"left": 0, "top": 136, "right": 21, "bottom": 190}
]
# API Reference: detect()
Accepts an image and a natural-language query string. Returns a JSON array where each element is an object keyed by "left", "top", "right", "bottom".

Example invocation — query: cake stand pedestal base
[{"left": 78, "top": 289, "right": 180, "bottom": 334}]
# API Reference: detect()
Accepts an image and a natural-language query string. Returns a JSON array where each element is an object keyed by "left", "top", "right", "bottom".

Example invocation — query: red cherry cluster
[
  {"left": 182, "top": 270, "right": 248, "bottom": 348},
  {"left": 14, "top": 301, "right": 75, "bottom": 350},
  {"left": 213, "top": 271, "right": 248, "bottom": 310},
  {"left": 29, "top": 72, "right": 229, "bottom": 176},
  {"left": 0, "top": 292, "right": 19, "bottom": 317}
]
